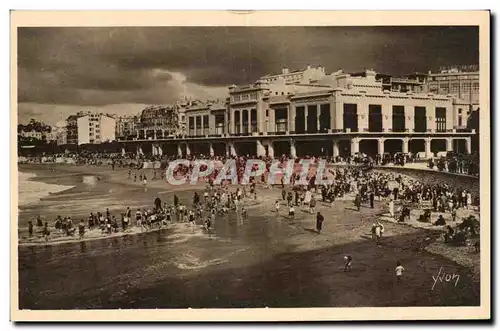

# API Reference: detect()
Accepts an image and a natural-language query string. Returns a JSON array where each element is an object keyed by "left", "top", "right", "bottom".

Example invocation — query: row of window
[
  {"left": 431, "top": 75, "right": 479, "bottom": 81},
  {"left": 232, "top": 92, "right": 258, "bottom": 102},
  {"left": 188, "top": 115, "right": 210, "bottom": 130}
]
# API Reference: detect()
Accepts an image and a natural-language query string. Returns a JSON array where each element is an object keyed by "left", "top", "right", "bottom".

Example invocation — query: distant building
[
  {"left": 136, "top": 105, "right": 180, "bottom": 140},
  {"left": 424, "top": 65, "right": 479, "bottom": 107},
  {"left": 17, "top": 120, "right": 52, "bottom": 142},
  {"left": 260, "top": 65, "right": 327, "bottom": 84},
  {"left": 119, "top": 65, "right": 477, "bottom": 159},
  {"left": 352, "top": 72, "right": 427, "bottom": 93},
  {"left": 66, "top": 111, "right": 116, "bottom": 145},
  {"left": 115, "top": 115, "right": 139, "bottom": 140}
]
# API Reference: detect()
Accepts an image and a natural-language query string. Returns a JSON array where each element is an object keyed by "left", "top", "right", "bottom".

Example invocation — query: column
[
  {"left": 248, "top": 110, "right": 252, "bottom": 134},
  {"left": 136, "top": 130, "right": 139, "bottom": 139},
  {"left": 256, "top": 140, "right": 266, "bottom": 157},
  {"left": 335, "top": 100, "right": 343, "bottom": 131},
  {"left": 358, "top": 102, "right": 369, "bottom": 132},
  {"left": 239, "top": 114, "right": 243, "bottom": 134},
  {"left": 201, "top": 115, "right": 204, "bottom": 136},
  {"left": 332, "top": 140, "right": 339, "bottom": 158},
  {"left": 304, "top": 107, "right": 308, "bottom": 133},
  {"left": 446, "top": 138, "right": 453, "bottom": 152},
  {"left": 152, "top": 145, "right": 157, "bottom": 156},
  {"left": 382, "top": 104, "right": 391, "bottom": 132},
  {"left": 268, "top": 140, "right": 275, "bottom": 158},
  {"left": 465, "top": 137, "right": 472, "bottom": 154},
  {"left": 121, "top": 147, "right": 126, "bottom": 156},
  {"left": 162, "top": 129, "right": 165, "bottom": 138},
  {"left": 330, "top": 100, "right": 337, "bottom": 131},
  {"left": 316, "top": 105, "right": 321, "bottom": 133},
  {"left": 268, "top": 108, "right": 275, "bottom": 133},
  {"left": 157, "top": 144, "right": 163, "bottom": 156},
  {"left": 209, "top": 114, "right": 216, "bottom": 135},
  {"left": 378, "top": 138, "right": 385, "bottom": 155},
  {"left": 209, "top": 142, "right": 214, "bottom": 157},
  {"left": 402, "top": 138, "right": 409, "bottom": 154},
  {"left": 137, "top": 145, "right": 143, "bottom": 156},
  {"left": 427, "top": 111, "right": 435, "bottom": 133},
  {"left": 224, "top": 110, "right": 229, "bottom": 134},
  {"left": 153, "top": 130, "right": 157, "bottom": 140},
  {"left": 185, "top": 143, "right": 191, "bottom": 156},
  {"left": 177, "top": 143, "right": 182, "bottom": 157},
  {"left": 230, "top": 110, "right": 235, "bottom": 134},
  {"left": 143, "top": 129, "right": 147, "bottom": 139},
  {"left": 425, "top": 138, "right": 432, "bottom": 159},
  {"left": 289, "top": 105, "right": 296, "bottom": 133},
  {"left": 407, "top": 106, "right": 415, "bottom": 132},
  {"left": 351, "top": 137, "right": 359, "bottom": 154},
  {"left": 290, "top": 139, "right": 297, "bottom": 158}
]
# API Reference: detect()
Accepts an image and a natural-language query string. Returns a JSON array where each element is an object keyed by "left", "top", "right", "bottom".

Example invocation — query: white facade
[
  {"left": 74, "top": 113, "right": 116, "bottom": 145},
  {"left": 260, "top": 65, "right": 327, "bottom": 84}
]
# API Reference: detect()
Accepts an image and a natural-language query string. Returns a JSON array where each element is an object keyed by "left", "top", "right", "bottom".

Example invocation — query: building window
[
  {"left": 188, "top": 116, "right": 195, "bottom": 136},
  {"left": 203, "top": 115, "right": 209, "bottom": 135},
  {"left": 307, "top": 105, "right": 318, "bottom": 133},
  {"left": 462, "top": 83, "right": 470, "bottom": 92},
  {"left": 392, "top": 105, "right": 405, "bottom": 132},
  {"left": 250, "top": 109, "right": 257, "bottom": 133},
  {"left": 414, "top": 106, "right": 427, "bottom": 132},
  {"left": 458, "top": 116, "right": 463, "bottom": 127},
  {"left": 242, "top": 109, "right": 249, "bottom": 134},
  {"left": 368, "top": 104, "right": 382, "bottom": 132},
  {"left": 451, "top": 83, "right": 459, "bottom": 93},
  {"left": 439, "top": 83, "right": 449, "bottom": 93},
  {"left": 295, "top": 106, "right": 305, "bottom": 133},
  {"left": 458, "top": 108, "right": 463, "bottom": 114},
  {"left": 472, "top": 82, "right": 479, "bottom": 91},
  {"left": 436, "top": 107, "right": 447, "bottom": 132},
  {"left": 343, "top": 103, "right": 358, "bottom": 132},
  {"left": 234, "top": 110, "right": 241, "bottom": 134},
  {"left": 275, "top": 108, "right": 288, "bottom": 133},
  {"left": 319, "top": 104, "right": 331, "bottom": 133}
]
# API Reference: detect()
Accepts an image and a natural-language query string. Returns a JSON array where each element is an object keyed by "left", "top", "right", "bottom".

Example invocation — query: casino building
[{"left": 122, "top": 66, "right": 476, "bottom": 159}]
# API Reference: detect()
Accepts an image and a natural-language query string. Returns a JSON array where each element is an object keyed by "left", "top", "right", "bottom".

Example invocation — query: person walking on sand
[
  {"left": 275, "top": 200, "right": 280, "bottom": 214},
  {"left": 316, "top": 212, "right": 324, "bottom": 234},
  {"left": 28, "top": 221, "right": 33, "bottom": 238},
  {"left": 395, "top": 261, "right": 405, "bottom": 284}
]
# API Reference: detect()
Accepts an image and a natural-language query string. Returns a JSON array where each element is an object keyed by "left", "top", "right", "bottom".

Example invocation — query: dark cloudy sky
[{"left": 17, "top": 26, "right": 479, "bottom": 125}]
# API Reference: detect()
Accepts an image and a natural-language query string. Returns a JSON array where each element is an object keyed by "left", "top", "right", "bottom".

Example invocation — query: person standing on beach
[
  {"left": 316, "top": 212, "right": 324, "bottom": 234},
  {"left": 28, "top": 221, "right": 33, "bottom": 237},
  {"left": 395, "top": 261, "right": 405, "bottom": 284}
]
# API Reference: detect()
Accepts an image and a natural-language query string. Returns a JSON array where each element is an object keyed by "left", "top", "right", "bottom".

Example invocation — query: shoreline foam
[{"left": 18, "top": 172, "right": 76, "bottom": 207}]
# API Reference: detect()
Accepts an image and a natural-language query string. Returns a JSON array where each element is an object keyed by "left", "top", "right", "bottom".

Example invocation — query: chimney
[{"left": 282, "top": 67, "right": 289, "bottom": 75}]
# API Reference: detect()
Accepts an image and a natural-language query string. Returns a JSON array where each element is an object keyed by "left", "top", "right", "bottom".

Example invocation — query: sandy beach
[{"left": 17, "top": 163, "right": 480, "bottom": 309}]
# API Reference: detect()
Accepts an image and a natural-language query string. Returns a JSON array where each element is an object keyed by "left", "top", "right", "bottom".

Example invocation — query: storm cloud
[{"left": 17, "top": 26, "right": 479, "bottom": 124}]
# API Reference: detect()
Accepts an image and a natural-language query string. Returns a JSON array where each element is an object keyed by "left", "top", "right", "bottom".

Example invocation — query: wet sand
[{"left": 17, "top": 164, "right": 480, "bottom": 309}]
